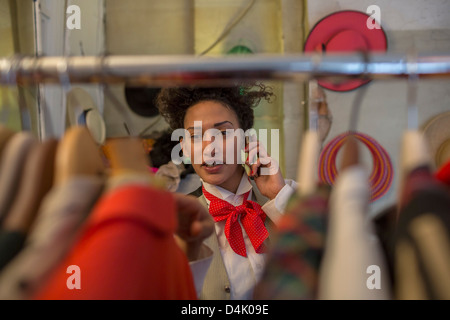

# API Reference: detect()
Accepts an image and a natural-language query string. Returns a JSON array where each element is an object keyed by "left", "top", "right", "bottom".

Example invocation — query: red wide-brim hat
[{"left": 304, "top": 10, "right": 388, "bottom": 92}]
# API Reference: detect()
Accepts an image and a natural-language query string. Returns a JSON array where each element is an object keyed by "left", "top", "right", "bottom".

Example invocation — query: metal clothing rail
[{"left": 1, "top": 52, "right": 450, "bottom": 86}]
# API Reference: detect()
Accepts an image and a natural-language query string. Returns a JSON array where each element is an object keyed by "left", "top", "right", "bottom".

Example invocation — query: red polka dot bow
[{"left": 202, "top": 186, "right": 269, "bottom": 257}]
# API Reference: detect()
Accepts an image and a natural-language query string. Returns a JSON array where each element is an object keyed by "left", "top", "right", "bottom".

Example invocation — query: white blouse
[{"left": 191, "top": 173, "right": 298, "bottom": 299}]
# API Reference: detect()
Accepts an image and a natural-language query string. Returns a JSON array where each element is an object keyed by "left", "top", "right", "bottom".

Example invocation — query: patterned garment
[
  {"left": 254, "top": 184, "right": 331, "bottom": 300},
  {"left": 394, "top": 165, "right": 450, "bottom": 300},
  {"left": 398, "top": 165, "right": 441, "bottom": 211}
]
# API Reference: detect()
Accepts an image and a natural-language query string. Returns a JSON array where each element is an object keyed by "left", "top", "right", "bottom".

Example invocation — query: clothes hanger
[
  {"left": 399, "top": 51, "right": 431, "bottom": 195},
  {"left": 96, "top": 55, "right": 165, "bottom": 190},
  {"left": 13, "top": 55, "right": 32, "bottom": 132},
  {"left": 1, "top": 55, "right": 32, "bottom": 131},
  {"left": 0, "top": 57, "right": 17, "bottom": 158},
  {"left": 298, "top": 51, "right": 370, "bottom": 197},
  {"left": 2, "top": 139, "right": 58, "bottom": 234},
  {"left": 57, "top": 56, "right": 73, "bottom": 135},
  {"left": 66, "top": 87, "right": 106, "bottom": 146},
  {"left": 297, "top": 80, "right": 320, "bottom": 196},
  {"left": 339, "top": 51, "right": 374, "bottom": 171},
  {"left": 0, "top": 55, "right": 38, "bottom": 224},
  {"left": 0, "top": 56, "right": 14, "bottom": 125},
  {"left": 98, "top": 54, "right": 137, "bottom": 137},
  {"left": 104, "top": 135, "right": 169, "bottom": 192},
  {"left": 97, "top": 57, "right": 140, "bottom": 172},
  {"left": 54, "top": 126, "right": 106, "bottom": 186},
  {"left": 97, "top": 54, "right": 145, "bottom": 173},
  {"left": 296, "top": 60, "right": 322, "bottom": 197},
  {"left": 53, "top": 55, "right": 107, "bottom": 186},
  {"left": 340, "top": 134, "right": 360, "bottom": 171},
  {"left": 106, "top": 137, "right": 152, "bottom": 176}
]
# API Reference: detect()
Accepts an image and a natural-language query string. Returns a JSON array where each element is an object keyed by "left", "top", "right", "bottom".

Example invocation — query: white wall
[
  {"left": 36, "top": 0, "right": 105, "bottom": 139},
  {"left": 103, "top": 0, "right": 195, "bottom": 139}
]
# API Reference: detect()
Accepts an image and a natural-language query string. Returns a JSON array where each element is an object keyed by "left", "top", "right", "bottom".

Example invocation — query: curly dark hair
[
  {"left": 156, "top": 82, "right": 274, "bottom": 131},
  {"left": 149, "top": 128, "right": 195, "bottom": 177},
  {"left": 149, "top": 129, "right": 178, "bottom": 168}
]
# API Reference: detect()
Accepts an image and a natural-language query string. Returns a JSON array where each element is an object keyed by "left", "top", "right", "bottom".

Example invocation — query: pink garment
[{"left": 148, "top": 166, "right": 158, "bottom": 173}]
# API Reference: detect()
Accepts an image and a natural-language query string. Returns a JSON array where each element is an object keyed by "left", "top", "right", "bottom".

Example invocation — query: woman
[{"left": 157, "top": 83, "right": 298, "bottom": 300}]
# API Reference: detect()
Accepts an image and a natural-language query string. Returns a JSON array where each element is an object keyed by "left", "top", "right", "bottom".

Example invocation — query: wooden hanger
[
  {"left": 398, "top": 56, "right": 431, "bottom": 204},
  {"left": 2, "top": 139, "right": 58, "bottom": 234},
  {"left": 106, "top": 136, "right": 151, "bottom": 176},
  {"left": 103, "top": 137, "right": 168, "bottom": 192},
  {"left": 296, "top": 130, "right": 320, "bottom": 197},
  {"left": 340, "top": 133, "right": 360, "bottom": 171},
  {"left": 296, "top": 81, "right": 322, "bottom": 197},
  {"left": 400, "top": 131, "right": 431, "bottom": 176},
  {"left": 54, "top": 126, "right": 106, "bottom": 186},
  {"left": 0, "top": 125, "right": 15, "bottom": 159}
]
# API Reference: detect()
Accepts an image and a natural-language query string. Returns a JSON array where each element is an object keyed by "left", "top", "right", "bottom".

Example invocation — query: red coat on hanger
[{"left": 33, "top": 184, "right": 197, "bottom": 300}]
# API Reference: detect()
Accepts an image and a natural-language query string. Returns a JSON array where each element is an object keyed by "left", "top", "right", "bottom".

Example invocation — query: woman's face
[{"left": 182, "top": 100, "right": 244, "bottom": 191}]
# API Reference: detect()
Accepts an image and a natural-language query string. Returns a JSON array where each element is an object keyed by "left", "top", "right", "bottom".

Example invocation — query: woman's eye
[{"left": 221, "top": 131, "right": 228, "bottom": 136}]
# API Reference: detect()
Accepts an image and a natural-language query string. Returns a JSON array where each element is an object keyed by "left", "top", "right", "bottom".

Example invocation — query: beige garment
[
  {"left": 318, "top": 165, "right": 392, "bottom": 300},
  {"left": 197, "top": 180, "right": 276, "bottom": 300},
  {"left": 0, "top": 176, "right": 104, "bottom": 300}
]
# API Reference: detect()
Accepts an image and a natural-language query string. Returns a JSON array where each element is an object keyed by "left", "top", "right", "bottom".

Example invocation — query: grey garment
[
  {"left": 176, "top": 173, "right": 202, "bottom": 195},
  {"left": 198, "top": 181, "right": 275, "bottom": 300},
  {"left": 0, "top": 132, "right": 36, "bottom": 223},
  {"left": 0, "top": 176, "right": 104, "bottom": 300}
]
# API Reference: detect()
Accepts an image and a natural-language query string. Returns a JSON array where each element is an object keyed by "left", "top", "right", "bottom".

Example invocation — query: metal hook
[
  {"left": 57, "top": 56, "right": 72, "bottom": 93},
  {"left": 0, "top": 55, "right": 31, "bottom": 131},
  {"left": 348, "top": 50, "right": 371, "bottom": 133},
  {"left": 12, "top": 54, "right": 32, "bottom": 131},
  {"left": 308, "top": 52, "right": 323, "bottom": 132},
  {"left": 56, "top": 56, "right": 74, "bottom": 133},
  {"left": 0, "top": 57, "right": 13, "bottom": 124},
  {"left": 99, "top": 53, "right": 137, "bottom": 137},
  {"left": 406, "top": 50, "right": 419, "bottom": 131}
]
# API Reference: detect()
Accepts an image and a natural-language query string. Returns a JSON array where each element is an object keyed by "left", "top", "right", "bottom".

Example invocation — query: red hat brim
[{"left": 304, "top": 10, "right": 388, "bottom": 92}]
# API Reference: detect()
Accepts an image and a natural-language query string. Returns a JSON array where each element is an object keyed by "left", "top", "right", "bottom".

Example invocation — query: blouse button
[{"left": 224, "top": 285, "right": 231, "bottom": 293}]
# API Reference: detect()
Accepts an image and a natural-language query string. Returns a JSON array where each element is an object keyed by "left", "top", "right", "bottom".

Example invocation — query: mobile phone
[{"left": 242, "top": 136, "right": 258, "bottom": 177}]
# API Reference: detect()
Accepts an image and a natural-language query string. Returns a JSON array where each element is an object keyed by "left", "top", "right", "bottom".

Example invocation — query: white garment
[
  {"left": 318, "top": 165, "right": 392, "bottom": 300},
  {"left": 191, "top": 173, "right": 297, "bottom": 300}
]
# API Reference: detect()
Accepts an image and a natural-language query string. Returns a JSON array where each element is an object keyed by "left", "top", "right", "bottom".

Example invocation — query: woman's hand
[
  {"left": 174, "top": 193, "right": 214, "bottom": 261},
  {"left": 245, "top": 138, "right": 285, "bottom": 200}
]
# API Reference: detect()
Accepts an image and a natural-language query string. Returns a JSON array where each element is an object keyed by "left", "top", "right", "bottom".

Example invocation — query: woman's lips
[{"left": 202, "top": 163, "right": 223, "bottom": 174}]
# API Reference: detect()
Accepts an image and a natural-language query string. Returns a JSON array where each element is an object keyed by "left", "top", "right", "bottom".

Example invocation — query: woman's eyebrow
[
  {"left": 214, "top": 121, "right": 234, "bottom": 127},
  {"left": 186, "top": 120, "right": 234, "bottom": 131}
]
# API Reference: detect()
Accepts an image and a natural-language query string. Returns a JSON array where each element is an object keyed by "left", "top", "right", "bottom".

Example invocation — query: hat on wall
[
  {"left": 66, "top": 87, "right": 106, "bottom": 145},
  {"left": 304, "top": 10, "right": 388, "bottom": 92},
  {"left": 422, "top": 111, "right": 450, "bottom": 169}
]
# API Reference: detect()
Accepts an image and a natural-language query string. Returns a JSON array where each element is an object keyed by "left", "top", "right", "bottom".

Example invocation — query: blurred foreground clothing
[
  {"left": 0, "top": 133, "right": 36, "bottom": 223},
  {"left": 394, "top": 165, "right": 450, "bottom": 300},
  {"left": 318, "top": 165, "right": 392, "bottom": 300},
  {"left": 33, "top": 184, "right": 197, "bottom": 300},
  {"left": 0, "top": 176, "right": 103, "bottom": 300},
  {"left": 254, "top": 184, "right": 331, "bottom": 300}
]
